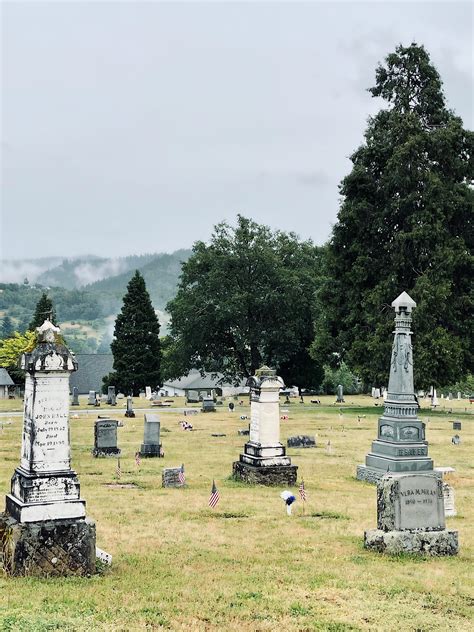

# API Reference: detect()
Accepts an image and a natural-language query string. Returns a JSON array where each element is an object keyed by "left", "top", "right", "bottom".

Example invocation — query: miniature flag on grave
[
  {"left": 299, "top": 480, "right": 307, "bottom": 502},
  {"left": 135, "top": 452, "right": 141, "bottom": 467},
  {"left": 209, "top": 480, "right": 220, "bottom": 508},
  {"left": 280, "top": 490, "right": 296, "bottom": 515},
  {"left": 178, "top": 464, "right": 185, "bottom": 485},
  {"left": 115, "top": 458, "right": 121, "bottom": 479}
]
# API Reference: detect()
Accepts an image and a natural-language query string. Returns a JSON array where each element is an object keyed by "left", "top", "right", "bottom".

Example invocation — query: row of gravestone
[{"left": 93, "top": 415, "right": 161, "bottom": 457}]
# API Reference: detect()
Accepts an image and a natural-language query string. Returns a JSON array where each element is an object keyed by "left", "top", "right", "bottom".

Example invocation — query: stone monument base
[
  {"left": 139, "top": 444, "right": 162, "bottom": 458},
  {"left": 356, "top": 464, "right": 441, "bottom": 484},
  {"left": 232, "top": 461, "right": 298, "bottom": 486},
  {"left": 92, "top": 447, "right": 121, "bottom": 458},
  {"left": 364, "top": 528, "right": 458, "bottom": 556},
  {"left": 0, "top": 513, "right": 96, "bottom": 576}
]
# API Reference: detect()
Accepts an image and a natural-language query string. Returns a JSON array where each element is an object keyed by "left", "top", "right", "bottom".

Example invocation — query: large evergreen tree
[
  {"left": 166, "top": 215, "right": 324, "bottom": 389},
  {"left": 312, "top": 43, "right": 473, "bottom": 388},
  {"left": 104, "top": 271, "right": 162, "bottom": 396},
  {"left": 1, "top": 316, "right": 15, "bottom": 339},
  {"left": 29, "top": 292, "right": 57, "bottom": 330}
]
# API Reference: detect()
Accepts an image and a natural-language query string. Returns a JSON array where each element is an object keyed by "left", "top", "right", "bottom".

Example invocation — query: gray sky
[{"left": 1, "top": 1, "right": 472, "bottom": 260}]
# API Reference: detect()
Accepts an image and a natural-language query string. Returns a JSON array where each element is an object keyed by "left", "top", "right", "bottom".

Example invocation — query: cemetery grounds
[{"left": 0, "top": 395, "right": 472, "bottom": 631}]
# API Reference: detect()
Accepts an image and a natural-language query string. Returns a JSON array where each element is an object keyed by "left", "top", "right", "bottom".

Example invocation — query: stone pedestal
[
  {"left": 232, "top": 366, "right": 297, "bottom": 486},
  {"left": 364, "top": 472, "right": 458, "bottom": 556},
  {"left": 139, "top": 414, "right": 162, "bottom": 457},
  {"left": 0, "top": 513, "right": 96, "bottom": 576},
  {"left": 357, "top": 293, "right": 434, "bottom": 483},
  {"left": 0, "top": 320, "right": 96, "bottom": 576}
]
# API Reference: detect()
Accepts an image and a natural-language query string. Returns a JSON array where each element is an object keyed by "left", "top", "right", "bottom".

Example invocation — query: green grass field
[{"left": 0, "top": 396, "right": 472, "bottom": 631}]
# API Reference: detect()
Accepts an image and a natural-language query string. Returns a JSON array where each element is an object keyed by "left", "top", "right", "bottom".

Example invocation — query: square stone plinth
[
  {"left": 232, "top": 461, "right": 298, "bottom": 486},
  {"left": 0, "top": 513, "right": 96, "bottom": 576},
  {"left": 140, "top": 443, "right": 162, "bottom": 457},
  {"left": 364, "top": 528, "right": 459, "bottom": 556}
]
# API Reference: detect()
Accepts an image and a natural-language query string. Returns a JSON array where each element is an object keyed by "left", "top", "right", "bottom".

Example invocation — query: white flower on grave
[{"left": 280, "top": 490, "right": 296, "bottom": 515}]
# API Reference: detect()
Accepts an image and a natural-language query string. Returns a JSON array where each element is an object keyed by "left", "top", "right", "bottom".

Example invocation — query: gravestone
[
  {"left": 287, "top": 435, "right": 316, "bottom": 448},
  {"left": 0, "top": 320, "right": 95, "bottom": 576},
  {"left": 238, "top": 428, "right": 250, "bottom": 436},
  {"left": 71, "top": 386, "right": 79, "bottom": 406},
  {"left": 457, "top": 392, "right": 461, "bottom": 400},
  {"left": 107, "top": 386, "right": 116, "bottom": 406},
  {"left": 232, "top": 366, "right": 297, "bottom": 486},
  {"left": 202, "top": 397, "right": 215, "bottom": 412},
  {"left": 125, "top": 396, "right": 135, "bottom": 418},
  {"left": 145, "top": 386, "right": 152, "bottom": 400},
  {"left": 162, "top": 466, "right": 185, "bottom": 488},
  {"left": 373, "top": 388, "right": 381, "bottom": 399},
  {"left": 88, "top": 390, "right": 96, "bottom": 405},
  {"left": 92, "top": 419, "right": 121, "bottom": 457},
  {"left": 434, "top": 467, "right": 456, "bottom": 517},
  {"left": 451, "top": 435, "right": 461, "bottom": 445},
  {"left": 336, "top": 384, "right": 344, "bottom": 403},
  {"left": 364, "top": 472, "right": 458, "bottom": 555},
  {"left": 139, "top": 414, "right": 162, "bottom": 457},
  {"left": 452, "top": 421, "right": 461, "bottom": 431},
  {"left": 448, "top": 392, "right": 453, "bottom": 400},
  {"left": 357, "top": 293, "right": 433, "bottom": 483}
]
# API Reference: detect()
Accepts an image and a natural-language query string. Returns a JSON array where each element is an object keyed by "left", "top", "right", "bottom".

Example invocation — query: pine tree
[
  {"left": 105, "top": 271, "right": 162, "bottom": 396},
  {"left": 312, "top": 43, "right": 473, "bottom": 388},
  {"left": 29, "top": 292, "right": 57, "bottom": 330},
  {"left": 1, "top": 316, "right": 15, "bottom": 339}
]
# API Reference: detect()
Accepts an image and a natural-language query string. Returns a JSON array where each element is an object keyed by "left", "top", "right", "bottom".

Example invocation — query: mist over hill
[{"left": 0, "top": 249, "right": 192, "bottom": 353}]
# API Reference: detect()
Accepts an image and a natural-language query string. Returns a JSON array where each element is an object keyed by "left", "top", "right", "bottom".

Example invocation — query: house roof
[
  {"left": 69, "top": 354, "right": 114, "bottom": 394},
  {"left": 0, "top": 368, "right": 14, "bottom": 386},
  {"left": 164, "top": 370, "right": 246, "bottom": 391}
]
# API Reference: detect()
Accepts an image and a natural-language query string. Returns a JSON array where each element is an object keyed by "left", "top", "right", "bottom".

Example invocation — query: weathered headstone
[
  {"left": 238, "top": 428, "right": 250, "bottom": 436},
  {"left": 88, "top": 390, "right": 96, "bottom": 405},
  {"left": 434, "top": 467, "right": 456, "bottom": 517},
  {"left": 364, "top": 472, "right": 458, "bottom": 555},
  {"left": 162, "top": 465, "right": 185, "bottom": 488},
  {"left": 145, "top": 386, "right": 152, "bottom": 400},
  {"left": 92, "top": 419, "right": 121, "bottom": 457},
  {"left": 0, "top": 320, "right": 96, "bottom": 576},
  {"left": 457, "top": 391, "right": 461, "bottom": 400},
  {"left": 448, "top": 392, "right": 453, "bottom": 400},
  {"left": 107, "top": 386, "right": 116, "bottom": 406},
  {"left": 373, "top": 388, "right": 381, "bottom": 399},
  {"left": 125, "top": 396, "right": 135, "bottom": 418},
  {"left": 232, "top": 366, "right": 297, "bottom": 486},
  {"left": 139, "top": 414, "right": 162, "bottom": 457},
  {"left": 451, "top": 434, "right": 461, "bottom": 445},
  {"left": 357, "top": 292, "right": 433, "bottom": 483},
  {"left": 202, "top": 397, "right": 215, "bottom": 412},
  {"left": 336, "top": 384, "right": 344, "bottom": 403},
  {"left": 452, "top": 421, "right": 461, "bottom": 431},
  {"left": 287, "top": 435, "right": 316, "bottom": 448},
  {"left": 71, "top": 386, "right": 79, "bottom": 406}
]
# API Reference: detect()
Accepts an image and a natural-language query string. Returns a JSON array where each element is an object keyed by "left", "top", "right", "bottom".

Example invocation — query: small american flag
[
  {"left": 208, "top": 480, "right": 220, "bottom": 508},
  {"left": 135, "top": 452, "right": 141, "bottom": 467},
  {"left": 299, "top": 479, "right": 307, "bottom": 502},
  {"left": 115, "top": 458, "right": 121, "bottom": 479},
  {"left": 178, "top": 465, "right": 185, "bottom": 485}
]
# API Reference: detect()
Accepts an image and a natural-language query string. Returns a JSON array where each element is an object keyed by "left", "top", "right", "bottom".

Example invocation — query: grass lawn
[{"left": 0, "top": 395, "right": 472, "bottom": 631}]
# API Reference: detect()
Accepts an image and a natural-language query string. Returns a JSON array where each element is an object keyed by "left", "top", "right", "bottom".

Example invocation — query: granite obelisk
[{"left": 356, "top": 292, "right": 433, "bottom": 483}]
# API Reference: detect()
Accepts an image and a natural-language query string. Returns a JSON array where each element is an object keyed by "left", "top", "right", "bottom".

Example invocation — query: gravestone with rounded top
[
  {"left": 357, "top": 292, "right": 434, "bottom": 483},
  {"left": 71, "top": 386, "right": 79, "bottom": 406},
  {"left": 93, "top": 418, "right": 121, "bottom": 457},
  {"left": 232, "top": 366, "right": 297, "bottom": 485},
  {"left": 0, "top": 320, "right": 96, "bottom": 576}
]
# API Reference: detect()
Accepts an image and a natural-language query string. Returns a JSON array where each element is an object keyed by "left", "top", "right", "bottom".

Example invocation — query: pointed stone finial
[
  {"left": 391, "top": 291, "right": 416, "bottom": 314},
  {"left": 36, "top": 319, "right": 61, "bottom": 343},
  {"left": 256, "top": 365, "right": 276, "bottom": 377}
]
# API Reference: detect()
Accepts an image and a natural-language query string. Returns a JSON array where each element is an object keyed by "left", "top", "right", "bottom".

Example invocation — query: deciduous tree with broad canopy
[
  {"left": 166, "top": 215, "right": 324, "bottom": 392},
  {"left": 311, "top": 43, "right": 473, "bottom": 388},
  {"left": 104, "top": 271, "right": 162, "bottom": 396}
]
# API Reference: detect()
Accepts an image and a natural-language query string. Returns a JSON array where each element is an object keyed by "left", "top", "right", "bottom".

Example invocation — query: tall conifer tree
[
  {"left": 312, "top": 43, "right": 473, "bottom": 388},
  {"left": 29, "top": 293, "right": 57, "bottom": 330},
  {"left": 105, "top": 271, "right": 161, "bottom": 396}
]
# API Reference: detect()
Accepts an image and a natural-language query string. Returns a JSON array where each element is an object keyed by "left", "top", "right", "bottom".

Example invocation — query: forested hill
[
  {"left": 0, "top": 249, "right": 192, "bottom": 349},
  {"left": 84, "top": 250, "right": 191, "bottom": 310}
]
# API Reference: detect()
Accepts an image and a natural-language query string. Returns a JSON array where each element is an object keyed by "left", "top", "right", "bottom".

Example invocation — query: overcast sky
[{"left": 1, "top": 1, "right": 472, "bottom": 260}]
